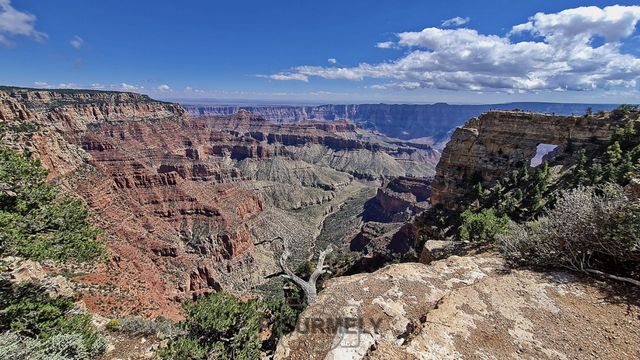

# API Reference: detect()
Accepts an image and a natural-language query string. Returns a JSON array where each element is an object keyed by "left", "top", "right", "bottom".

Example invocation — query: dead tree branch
[{"left": 278, "top": 238, "right": 333, "bottom": 304}]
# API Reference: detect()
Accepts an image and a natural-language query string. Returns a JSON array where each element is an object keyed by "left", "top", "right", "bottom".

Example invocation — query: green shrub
[
  {"left": 107, "top": 316, "right": 180, "bottom": 339},
  {"left": 0, "top": 331, "right": 38, "bottom": 359},
  {"left": 0, "top": 145, "right": 104, "bottom": 263},
  {"left": 262, "top": 297, "right": 298, "bottom": 342},
  {"left": 37, "top": 333, "right": 89, "bottom": 359},
  {"left": 159, "top": 292, "right": 262, "bottom": 360},
  {"left": 0, "top": 280, "right": 105, "bottom": 358},
  {"left": 0, "top": 330, "right": 105, "bottom": 360},
  {"left": 500, "top": 186, "right": 640, "bottom": 272},
  {"left": 158, "top": 337, "right": 207, "bottom": 360},
  {"left": 458, "top": 208, "right": 510, "bottom": 243}
]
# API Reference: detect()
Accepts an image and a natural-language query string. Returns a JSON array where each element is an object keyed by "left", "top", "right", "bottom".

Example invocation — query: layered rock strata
[
  {"left": 432, "top": 111, "right": 624, "bottom": 209},
  {"left": 184, "top": 102, "right": 616, "bottom": 144},
  {"left": 0, "top": 87, "right": 439, "bottom": 319}
]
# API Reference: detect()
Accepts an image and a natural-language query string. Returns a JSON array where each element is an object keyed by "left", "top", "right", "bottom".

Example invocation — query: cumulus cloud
[
  {"left": 33, "top": 81, "right": 50, "bottom": 88},
  {"left": 510, "top": 5, "right": 640, "bottom": 42},
  {"left": 156, "top": 84, "right": 171, "bottom": 92},
  {"left": 57, "top": 83, "right": 78, "bottom": 89},
  {"left": 0, "top": 0, "right": 47, "bottom": 47},
  {"left": 271, "top": 5, "right": 640, "bottom": 93},
  {"left": 120, "top": 83, "right": 143, "bottom": 91},
  {"left": 259, "top": 73, "right": 309, "bottom": 82},
  {"left": 328, "top": 58, "right": 337, "bottom": 64},
  {"left": 441, "top": 16, "right": 470, "bottom": 27},
  {"left": 375, "top": 41, "right": 395, "bottom": 49},
  {"left": 70, "top": 35, "right": 84, "bottom": 49}
]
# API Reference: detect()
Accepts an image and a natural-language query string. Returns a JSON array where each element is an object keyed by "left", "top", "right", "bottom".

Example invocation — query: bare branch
[
  {"left": 584, "top": 268, "right": 640, "bottom": 287},
  {"left": 277, "top": 237, "right": 333, "bottom": 304},
  {"left": 310, "top": 245, "right": 333, "bottom": 283}
]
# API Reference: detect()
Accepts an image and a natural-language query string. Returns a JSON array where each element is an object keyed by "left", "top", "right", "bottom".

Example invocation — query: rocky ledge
[
  {"left": 276, "top": 255, "right": 640, "bottom": 359},
  {"left": 432, "top": 111, "right": 624, "bottom": 209}
]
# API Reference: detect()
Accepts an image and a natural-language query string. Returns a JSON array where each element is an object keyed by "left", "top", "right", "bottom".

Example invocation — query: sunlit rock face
[
  {"left": 431, "top": 110, "right": 624, "bottom": 209},
  {"left": 1, "top": 87, "right": 439, "bottom": 319},
  {"left": 275, "top": 255, "right": 640, "bottom": 360}
]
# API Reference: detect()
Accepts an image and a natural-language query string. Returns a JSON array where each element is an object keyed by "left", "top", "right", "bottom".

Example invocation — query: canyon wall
[
  {"left": 183, "top": 102, "right": 616, "bottom": 145},
  {"left": 0, "top": 87, "right": 438, "bottom": 319},
  {"left": 431, "top": 110, "right": 624, "bottom": 209}
]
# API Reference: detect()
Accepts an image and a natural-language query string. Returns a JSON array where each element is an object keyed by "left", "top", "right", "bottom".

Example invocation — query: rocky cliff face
[
  {"left": 1, "top": 87, "right": 438, "bottom": 319},
  {"left": 183, "top": 102, "right": 617, "bottom": 145},
  {"left": 0, "top": 86, "right": 186, "bottom": 179},
  {"left": 432, "top": 111, "right": 625, "bottom": 209},
  {"left": 275, "top": 255, "right": 640, "bottom": 359},
  {"left": 375, "top": 177, "right": 431, "bottom": 222}
]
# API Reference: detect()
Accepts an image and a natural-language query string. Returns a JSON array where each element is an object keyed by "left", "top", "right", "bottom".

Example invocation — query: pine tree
[
  {"left": 590, "top": 162, "right": 603, "bottom": 185},
  {"left": 617, "top": 153, "right": 634, "bottom": 185},
  {"left": 514, "top": 189, "right": 524, "bottom": 203},
  {"left": 472, "top": 182, "right": 484, "bottom": 200},
  {"left": 520, "top": 166, "right": 529, "bottom": 182},
  {"left": 605, "top": 141, "right": 623, "bottom": 164},
  {"left": 603, "top": 141, "right": 623, "bottom": 182},
  {"left": 612, "top": 120, "right": 638, "bottom": 150},
  {"left": 510, "top": 170, "right": 519, "bottom": 186},
  {"left": 531, "top": 184, "right": 544, "bottom": 212},
  {"left": 573, "top": 149, "right": 589, "bottom": 186},
  {"left": 534, "top": 162, "right": 551, "bottom": 191}
]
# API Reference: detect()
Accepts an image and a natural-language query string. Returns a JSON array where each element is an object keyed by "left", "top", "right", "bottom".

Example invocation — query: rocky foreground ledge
[{"left": 275, "top": 255, "right": 640, "bottom": 359}]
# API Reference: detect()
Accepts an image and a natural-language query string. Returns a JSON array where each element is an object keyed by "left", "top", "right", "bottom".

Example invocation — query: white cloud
[
  {"left": 156, "top": 84, "right": 171, "bottom": 92},
  {"left": 375, "top": 41, "right": 395, "bottom": 49},
  {"left": 70, "top": 35, "right": 84, "bottom": 49},
  {"left": 120, "top": 83, "right": 143, "bottom": 91},
  {"left": 271, "top": 5, "right": 640, "bottom": 93},
  {"left": 510, "top": 5, "right": 640, "bottom": 42},
  {"left": 185, "top": 86, "right": 206, "bottom": 93},
  {"left": 328, "top": 58, "right": 337, "bottom": 64},
  {"left": 259, "top": 73, "right": 309, "bottom": 82},
  {"left": 309, "top": 90, "right": 332, "bottom": 96},
  {"left": 0, "top": 0, "right": 47, "bottom": 47},
  {"left": 33, "top": 81, "right": 50, "bottom": 88},
  {"left": 57, "top": 83, "right": 78, "bottom": 89},
  {"left": 441, "top": 16, "right": 470, "bottom": 27}
]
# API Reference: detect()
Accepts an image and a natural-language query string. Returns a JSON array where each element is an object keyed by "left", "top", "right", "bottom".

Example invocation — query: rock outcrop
[
  {"left": 275, "top": 255, "right": 640, "bottom": 359},
  {"left": 432, "top": 111, "right": 625, "bottom": 209},
  {"left": 374, "top": 177, "right": 431, "bottom": 222}
]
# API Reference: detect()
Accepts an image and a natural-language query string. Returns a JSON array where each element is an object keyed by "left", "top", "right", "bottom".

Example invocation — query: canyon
[
  {"left": 182, "top": 102, "right": 617, "bottom": 147},
  {"left": 0, "top": 86, "right": 438, "bottom": 319},
  {"left": 275, "top": 109, "right": 640, "bottom": 360},
  {"left": 2, "top": 86, "right": 637, "bottom": 360}
]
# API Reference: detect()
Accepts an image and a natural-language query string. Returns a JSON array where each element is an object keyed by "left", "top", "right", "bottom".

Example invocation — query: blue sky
[{"left": 1, "top": 0, "right": 640, "bottom": 104}]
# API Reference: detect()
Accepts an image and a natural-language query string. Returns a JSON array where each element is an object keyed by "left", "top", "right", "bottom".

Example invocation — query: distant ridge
[{"left": 182, "top": 102, "right": 619, "bottom": 144}]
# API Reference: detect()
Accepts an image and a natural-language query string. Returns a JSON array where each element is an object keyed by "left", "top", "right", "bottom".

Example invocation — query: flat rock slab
[{"left": 275, "top": 255, "right": 640, "bottom": 360}]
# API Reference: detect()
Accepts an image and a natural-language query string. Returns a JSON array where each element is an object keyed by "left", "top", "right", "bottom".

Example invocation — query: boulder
[{"left": 418, "top": 240, "right": 456, "bottom": 264}]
